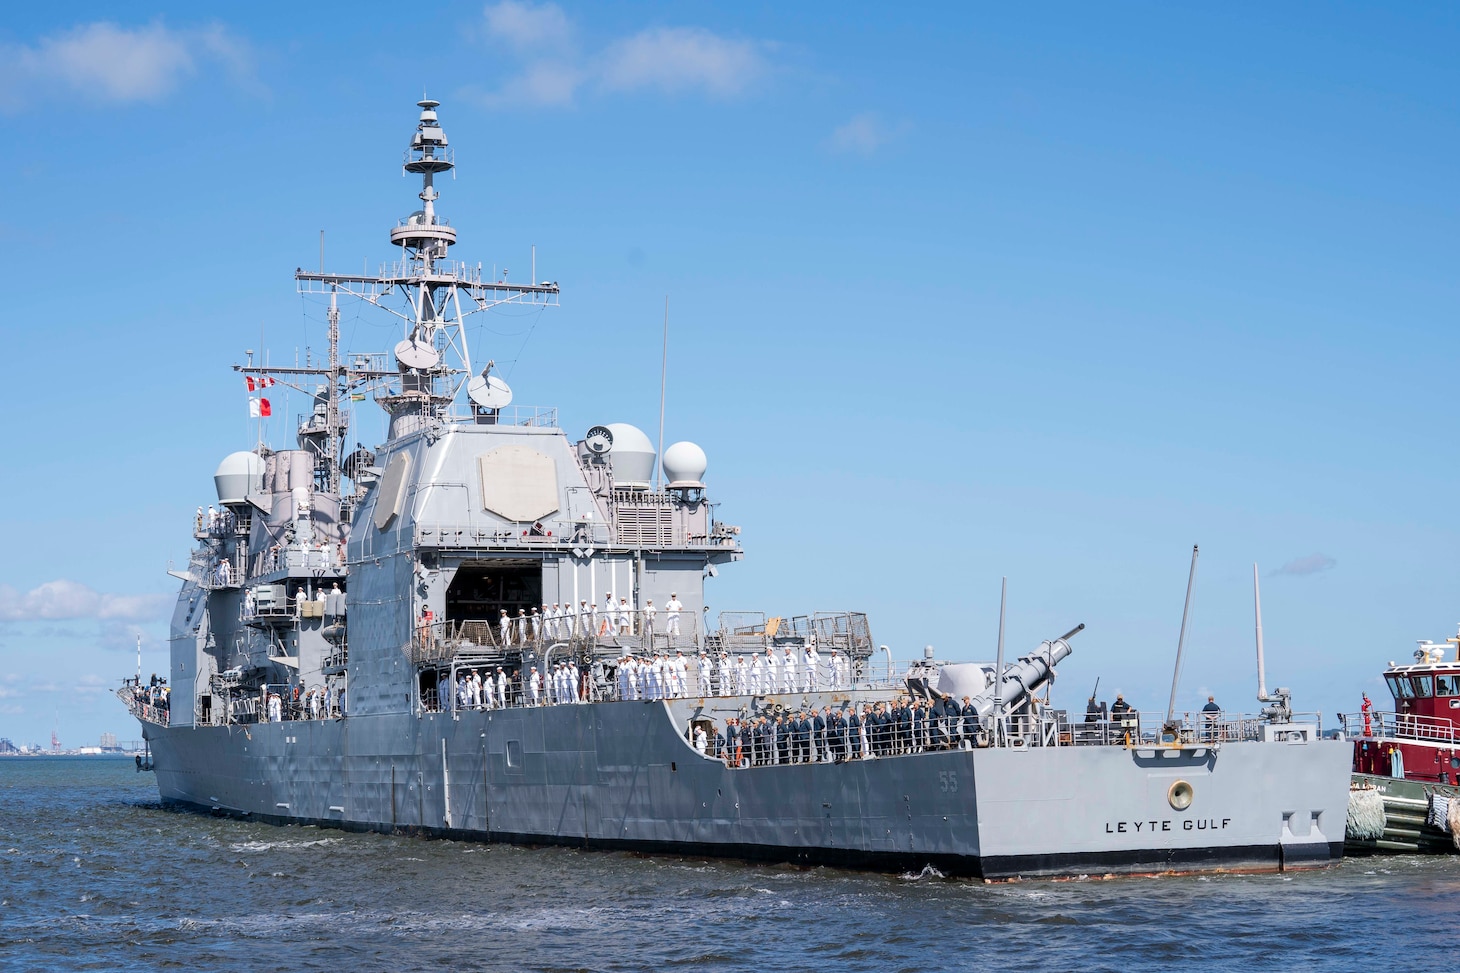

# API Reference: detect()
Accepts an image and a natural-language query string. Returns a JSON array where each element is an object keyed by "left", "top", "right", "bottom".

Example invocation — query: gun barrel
[{"left": 968, "top": 625, "right": 1082, "bottom": 720}]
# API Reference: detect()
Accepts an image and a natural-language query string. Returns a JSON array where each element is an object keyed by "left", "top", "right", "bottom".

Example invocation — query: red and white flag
[
  {"left": 245, "top": 376, "right": 276, "bottom": 391},
  {"left": 249, "top": 397, "right": 273, "bottom": 418}
]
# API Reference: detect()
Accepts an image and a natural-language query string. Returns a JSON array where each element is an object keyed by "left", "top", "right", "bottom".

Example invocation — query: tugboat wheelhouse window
[
  {"left": 1387, "top": 675, "right": 1414, "bottom": 698},
  {"left": 1436, "top": 674, "right": 1460, "bottom": 696},
  {"left": 1411, "top": 676, "right": 1434, "bottom": 697}
]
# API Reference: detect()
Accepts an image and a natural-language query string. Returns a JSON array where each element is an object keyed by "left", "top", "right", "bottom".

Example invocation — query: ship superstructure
[{"left": 122, "top": 101, "right": 1352, "bottom": 881}]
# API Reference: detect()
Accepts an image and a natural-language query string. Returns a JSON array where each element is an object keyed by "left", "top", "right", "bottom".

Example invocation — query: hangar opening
[{"left": 445, "top": 559, "right": 542, "bottom": 625}]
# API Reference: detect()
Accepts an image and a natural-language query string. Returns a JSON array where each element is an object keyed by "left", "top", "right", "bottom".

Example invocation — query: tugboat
[{"left": 1342, "top": 634, "right": 1460, "bottom": 854}]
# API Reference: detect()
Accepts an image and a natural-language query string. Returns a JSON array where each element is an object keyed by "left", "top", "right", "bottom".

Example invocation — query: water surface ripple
[{"left": 2, "top": 757, "right": 1455, "bottom": 972}]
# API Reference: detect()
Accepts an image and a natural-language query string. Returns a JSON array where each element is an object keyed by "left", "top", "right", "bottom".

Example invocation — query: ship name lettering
[{"left": 1105, "top": 818, "right": 1230, "bottom": 834}]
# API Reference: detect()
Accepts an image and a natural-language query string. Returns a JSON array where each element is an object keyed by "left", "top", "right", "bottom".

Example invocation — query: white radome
[
  {"left": 662, "top": 441, "right": 707, "bottom": 488},
  {"left": 604, "top": 423, "right": 655, "bottom": 490},
  {"left": 214, "top": 451, "right": 266, "bottom": 505}
]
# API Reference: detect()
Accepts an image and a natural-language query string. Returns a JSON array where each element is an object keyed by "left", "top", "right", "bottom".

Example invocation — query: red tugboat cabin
[{"left": 1349, "top": 642, "right": 1460, "bottom": 784}]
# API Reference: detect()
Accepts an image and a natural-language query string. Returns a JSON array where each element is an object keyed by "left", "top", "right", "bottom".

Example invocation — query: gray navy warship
[{"left": 122, "top": 100, "right": 1352, "bottom": 880}]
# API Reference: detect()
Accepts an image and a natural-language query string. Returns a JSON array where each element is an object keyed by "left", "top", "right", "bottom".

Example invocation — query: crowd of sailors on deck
[
  {"left": 259, "top": 684, "right": 347, "bottom": 722},
  {"left": 122, "top": 674, "right": 171, "bottom": 720},
  {"left": 425, "top": 647, "right": 856, "bottom": 713},
  {"left": 489, "top": 593, "right": 689, "bottom": 646},
  {"left": 619, "top": 646, "right": 850, "bottom": 699},
  {"left": 697, "top": 695, "right": 988, "bottom": 766},
  {"left": 196, "top": 505, "right": 237, "bottom": 537}
]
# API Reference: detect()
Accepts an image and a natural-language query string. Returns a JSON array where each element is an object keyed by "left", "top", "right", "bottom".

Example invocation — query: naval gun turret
[{"left": 963, "top": 624, "right": 1084, "bottom": 721}]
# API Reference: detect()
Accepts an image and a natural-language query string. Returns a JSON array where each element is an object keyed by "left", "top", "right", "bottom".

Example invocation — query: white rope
[{"left": 1346, "top": 787, "right": 1386, "bottom": 840}]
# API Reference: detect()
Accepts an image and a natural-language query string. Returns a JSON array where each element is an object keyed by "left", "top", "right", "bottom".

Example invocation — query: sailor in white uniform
[
  {"left": 781, "top": 647, "right": 797, "bottom": 694},
  {"left": 673, "top": 650, "right": 689, "bottom": 697},
  {"left": 643, "top": 655, "right": 659, "bottom": 699},
  {"left": 528, "top": 666, "right": 542, "bottom": 705},
  {"left": 621, "top": 656, "right": 635, "bottom": 700},
  {"left": 697, "top": 651, "right": 713, "bottom": 696},
  {"left": 643, "top": 599, "right": 656, "bottom": 635},
  {"left": 531, "top": 607, "right": 542, "bottom": 642},
  {"left": 498, "top": 609, "right": 511, "bottom": 647},
  {"left": 735, "top": 655, "right": 750, "bottom": 695},
  {"left": 618, "top": 597, "right": 633, "bottom": 635},
  {"left": 496, "top": 667, "right": 508, "bottom": 708},
  {"left": 765, "top": 649, "right": 780, "bottom": 695},
  {"left": 805, "top": 643, "right": 820, "bottom": 692},
  {"left": 749, "top": 652, "right": 764, "bottom": 695},
  {"left": 664, "top": 593, "right": 683, "bottom": 638},
  {"left": 600, "top": 594, "right": 614, "bottom": 636}
]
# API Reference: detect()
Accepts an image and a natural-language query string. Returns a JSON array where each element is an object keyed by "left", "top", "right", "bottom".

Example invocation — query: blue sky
[{"left": 0, "top": 2, "right": 1456, "bottom": 747}]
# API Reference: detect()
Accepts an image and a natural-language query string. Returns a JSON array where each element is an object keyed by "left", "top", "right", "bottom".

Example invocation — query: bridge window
[
  {"left": 1412, "top": 676, "right": 1434, "bottom": 698},
  {"left": 1436, "top": 675, "right": 1460, "bottom": 697},
  {"left": 1387, "top": 675, "right": 1414, "bottom": 699}
]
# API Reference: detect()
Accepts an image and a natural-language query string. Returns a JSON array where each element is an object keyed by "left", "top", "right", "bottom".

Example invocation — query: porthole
[{"left": 1168, "top": 779, "right": 1194, "bottom": 811}]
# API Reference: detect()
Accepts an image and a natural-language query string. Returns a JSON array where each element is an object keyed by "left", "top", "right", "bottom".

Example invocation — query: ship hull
[{"left": 140, "top": 698, "right": 1350, "bottom": 881}]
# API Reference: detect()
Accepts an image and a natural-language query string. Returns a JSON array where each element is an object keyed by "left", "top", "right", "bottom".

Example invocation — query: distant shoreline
[{"left": 0, "top": 751, "right": 143, "bottom": 758}]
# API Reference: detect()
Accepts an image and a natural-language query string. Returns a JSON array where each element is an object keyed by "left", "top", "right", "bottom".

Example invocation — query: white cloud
[
  {"left": 0, "top": 580, "right": 168, "bottom": 623},
  {"left": 1274, "top": 553, "right": 1337, "bottom": 577},
  {"left": 0, "top": 20, "right": 255, "bottom": 111},
  {"left": 487, "top": 60, "right": 584, "bottom": 107},
  {"left": 473, "top": 4, "right": 769, "bottom": 107},
  {"left": 599, "top": 27, "right": 765, "bottom": 97},
  {"left": 484, "top": 1, "right": 574, "bottom": 50},
  {"left": 99, "top": 621, "right": 161, "bottom": 653},
  {"left": 829, "top": 112, "right": 909, "bottom": 156}
]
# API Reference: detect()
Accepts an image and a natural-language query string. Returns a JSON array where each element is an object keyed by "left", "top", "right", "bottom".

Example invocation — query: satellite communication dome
[
  {"left": 214, "top": 451, "right": 266, "bottom": 505},
  {"left": 603, "top": 423, "right": 655, "bottom": 490},
  {"left": 662, "top": 441, "right": 708, "bottom": 488}
]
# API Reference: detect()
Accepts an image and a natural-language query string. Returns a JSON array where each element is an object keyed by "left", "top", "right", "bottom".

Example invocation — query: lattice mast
[{"left": 234, "top": 99, "right": 560, "bottom": 495}]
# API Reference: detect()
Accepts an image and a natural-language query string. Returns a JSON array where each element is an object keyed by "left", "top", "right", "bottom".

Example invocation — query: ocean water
[{"left": 1, "top": 757, "right": 1456, "bottom": 972}]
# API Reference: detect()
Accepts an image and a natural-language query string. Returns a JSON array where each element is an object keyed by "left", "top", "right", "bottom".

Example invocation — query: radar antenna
[
  {"left": 292, "top": 99, "right": 560, "bottom": 425},
  {"left": 234, "top": 99, "right": 561, "bottom": 505}
]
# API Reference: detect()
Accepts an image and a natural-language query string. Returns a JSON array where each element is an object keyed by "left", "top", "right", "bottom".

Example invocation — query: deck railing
[
  {"left": 1338, "top": 709, "right": 1458, "bottom": 743},
  {"left": 117, "top": 685, "right": 170, "bottom": 726}
]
